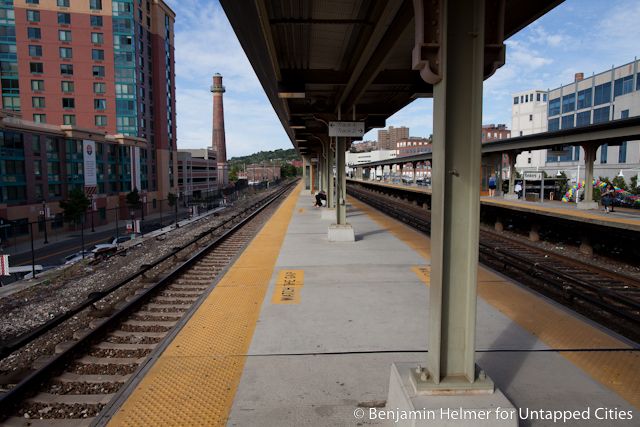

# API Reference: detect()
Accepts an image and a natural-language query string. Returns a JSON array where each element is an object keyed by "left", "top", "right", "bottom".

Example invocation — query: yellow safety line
[
  {"left": 350, "top": 197, "right": 639, "bottom": 409},
  {"left": 108, "top": 183, "right": 302, "bottom": 426}
]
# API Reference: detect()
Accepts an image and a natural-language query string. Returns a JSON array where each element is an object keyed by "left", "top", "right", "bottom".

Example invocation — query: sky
[{"left": 165, "top": 0, "right": 640, "bottom": 157}]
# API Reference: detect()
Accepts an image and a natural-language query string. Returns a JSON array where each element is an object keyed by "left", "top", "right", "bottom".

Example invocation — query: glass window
[
  {"left": 90, "top": 15, "right": 103, "bottom": 26},
  {"left": 57, "top": 0, "right": 70, "bottom": 6},
  {"left": 92, "top": 49, "right": 104, "bottom": 60},
  {"left": 33, "top": 113, "right": 46, "bottom": 123},
  {"left": 513, "top": 96, "right": 519, "bottom": 105},
  {"left": 593, "top": 82, "right": 611, "bottom": 105},
  {"left": 548, "top": 118, "right": 560, "bottom": 131},
  {"left": 31, "top": 79, "right": 44, "bottom": 91},
  {"left": 28, "top": 45, "right": 42, "bottom": 57},
  {"left": 93, "top": 82, "right": 106, "bottom": 93},
  {"left": 90, "top": 0, "right": 103, "bottom": 10},
  {"left": 91, "top": 32, "right": 104, "bottom": 44},
  {"left": 637, "top": 73, "right": 640, "bottom": 91},
  {"left": 525, "top": 94, "right": 528, "bottom": 102},
  {"left": 543, "top": 94, "right": 547, "bottom": 102},
  {"left": 619, "top": 141, "right": 627, "bottom": 164},
  {"left": 27, "top": 0, "right": 40, "bottom": 4},
  {"left": 600, "top": 144, "right": 608, "bottom": 164},
  {"left": 60, "top": 63, "right": 73, "bottom": 75},
  {"left": 548, "top": 98, "right": 560, "bottom": 116},
  {"left": 62, "top": 98, "right": 75, "bottom": 109},
  {"left": 593, "top": 106, "right": 610, "bottom": 124},
  {"left": 1, "top": 78, "right": 19, "bottom": 94},
  {"left": 621, "top": 109, "right": 630, "bottom": 120},
  {"left": 27, "top": 27, "right": 41, "bottom": 39},
  {"left": 30, "top": 62, "right": 43, "bottom": 73},
  {"left": 58, "top": 30, "right": 72, "bottom": 42},
  {"left": 59, "top": 47, "right": 72, "bottom": 59},
  {"left": 95, "top": 115, "right": 107, "bottom": 126},
  {"left": 63, "top": 114, "right": 75, "bottom": 125},
  {"left": 61, "top": 81, "right": 74, "bottom": 92},
  {"left": 57, "top": 12, "right": 71, "bottom": 24},
  {"left": 27, "top": 10, "right": 40, "bottom": 22},
  {"left": 613, "top": 75, "right": 633, "bottom": 98},
  {"left": 561, "top": 115, "right": 574, "bottom": 129},
  {"left": 33, "top": 159, "right": 42, "bottom": 175},
  {"left": 576, "top": 111, "right": 590, "bottom": 127},
  {"left": 94, "top": 98, "right": 106, "bottom": 110},
  {"left": 536, "top": 93, "right": 541, "bottom": 101},
  {"left": 32, "top": 96, "right": 45, "bottom": 108},
  {"left": 561, "top": 93, "right": 575, "bottom": 113},
  {"left": 576, "top": 88, "right": 591, "bottom": 109},
  {"left": 32, "top": 138, "right": 41, "bottom": 154},
  {"left": 93, "top": 65, "right": 105, "bottom": 77}
]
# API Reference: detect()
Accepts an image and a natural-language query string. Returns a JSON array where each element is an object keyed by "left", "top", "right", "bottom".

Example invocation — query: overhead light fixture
[
  {"left": 295, "top": 139, "right": 307, "bottom": 142},
  {"left": 278, "top": 92, "right": 306, "bottom": 99}
]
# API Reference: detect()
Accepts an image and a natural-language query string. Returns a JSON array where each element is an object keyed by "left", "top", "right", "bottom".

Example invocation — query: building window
[
  {"left": 2, "top": 96, "right": 20, "bottom": 110},
  {"left": 513, "top": 96, "right": 519, "bottom": 105},
  {"left": 58, "top": 30, "right": 72, "bottom": 42},
  {"left": 93, "top": 82, "right": 106, "bottom": 93},
  {"left": 600, "top": 144, "right": 608, "bottom": 164},
  {"left": 61, "top": 80, "right": 74, "bottom": 92},
  {"left": 63, "top": 114, "right": 75, "bottom": 125},
  {"left": 60, "top": 63, "right": 73, "bottom": 75},
  {"left": 576, "top": 88, "right": 592, "bottom": 110},
  {"left": 94, "top": 98, "right": 106, "bottom": 110},
  {"left": 593, "top": 82, "right": 611, "bottom": 105},
  {"left": 576, "top": 111, "right": 590, "bottom": 127},
  {"left": 619, "top": 141, "right": 627, "bottom": 164},
  {"left": 27, "top": 10, "right": 40, "bottom": 22},
  {"left": 59, "top": 47, "right": 72, "bottom": 59},
  {"left": 90, "top": 0, "right": 103, "bottom": 10},
  {"left": 548, "top": 118, "right": 560, "bottom": 131},
  {"left": 593, "top": 106, "right": 610, "bottom": 124},
  {"left": 90, "top": 15, "right": 103, "bottom": 26},
  {"left": 33, "top": 114, "right": 46, "bottom": 123},
  {"left": 26, "top": 0, "right": 40, "bottom": 4},
  {"left": 27, "top": 27, "right": 41, "bottom": 39},
  {"left": 62, "top": 98, "right": 75, "bottom": 109},
  {"left": 536, "top": 93, "right": 541, "bottom": 101},
  {"left": 92, "top": 65, "right": 105, "bottom": 77},
  {"left": 57, "top": 0, "right": 70, "bottom": 6},
  {"left": 32, "top": 96, "right": 45, "bottom": 108},
  {"left": 561, "top": 114, "right": 574, "bottom": 129},
  {"left": 620, "top": 109, "right": 629, "bottom": 120},
  {"left": 57, "top": 12, "right": 71, "bottom": 25},
  {"left": 637, "top": 73, "right": 640, "bottom": 91},
  {"left": 91, "top": 49, "right": 104, "bottom": 60},
  {"left": 525, "top": 94, "right": 528, "bottom": 102},
  {"left": 614, "top": 75, "right": 633, "bottom": 99},
  {"left": 548, "top": 98, "right": 560, "bottom": 116},
  {"left": 95, "top": 115, "right": 107, "bottom": 126},
  {"left": 30, "top": 62, "right": 43, "bottom": 73},
  {"left": 28, "top": 45, "right": 42, "bottom": 57},
  {"left": 529, "top": 114, "right": 533, "bottom": 121},
  {"left": 31, "top": 80, "right": 44, "bottom": 91},
  {"left": 91, "top": 32, "right": 104, "bottom": 44},
  {"left": 561, "top": 93, "right": 575, "bottom": 113}
]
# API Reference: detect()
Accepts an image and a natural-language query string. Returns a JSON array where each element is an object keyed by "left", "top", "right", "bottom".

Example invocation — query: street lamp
[{"left": 41, "top": 200, "right": 48, "bottom": 244}]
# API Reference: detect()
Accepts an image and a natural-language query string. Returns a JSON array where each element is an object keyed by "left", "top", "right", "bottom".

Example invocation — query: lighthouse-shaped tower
[{"left": 211, "top": 73, "right": 228, "bottom": 187}]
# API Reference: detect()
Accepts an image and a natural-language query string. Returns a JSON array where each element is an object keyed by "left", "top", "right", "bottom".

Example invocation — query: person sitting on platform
[{"left": 314, "top": 190, "right": 327, "bottom": 207}]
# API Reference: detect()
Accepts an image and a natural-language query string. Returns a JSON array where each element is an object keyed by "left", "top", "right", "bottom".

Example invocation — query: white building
[
  {"left": 511, "top": 59, "right": 640, "bottom": 185},
  {"left": 511, "top": 89, "right": 548, "bottom": 168},
  {"left": 346, "top": 149, "right": 397, "bottom": 177}
]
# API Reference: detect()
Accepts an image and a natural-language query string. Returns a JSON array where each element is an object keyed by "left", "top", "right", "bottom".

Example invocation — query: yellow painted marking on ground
[
  {"left": 411, "top": 265, "right": 430, "bottom": 286},
  {"left": 107, "top": 182, "right": 302, "bottom": 426},
  {"left": 352, "top": 194, "right": 639, "bottom": 409},
  {"left": 271, "top": 269, "right": 304, "bottom": 304}
]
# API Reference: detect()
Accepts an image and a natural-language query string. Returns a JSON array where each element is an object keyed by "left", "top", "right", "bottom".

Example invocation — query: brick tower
[{"left": 211, "top": 73, "right": 228, "bottom": 187}]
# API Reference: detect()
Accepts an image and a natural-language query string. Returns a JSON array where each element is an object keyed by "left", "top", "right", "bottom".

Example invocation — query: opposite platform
[{"left": 105, "top": 186, "right": 638, "bottom": 426}]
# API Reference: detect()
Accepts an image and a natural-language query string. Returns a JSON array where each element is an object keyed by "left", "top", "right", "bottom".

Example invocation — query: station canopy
[{"left": 221, "top": 0, "right": 563, "bottom": 155}]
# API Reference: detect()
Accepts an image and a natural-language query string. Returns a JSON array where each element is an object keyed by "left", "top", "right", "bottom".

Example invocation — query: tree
[
  {"left": 229, "top": 164, "right": 241, "bottom": 182},
  {"left": 60, "top": 188, "right": 90, "bottom": 225},
  {"left": 167, "top": 192, "right": 179, "bottom": 226},
  {"left": 280, "top": 163, "right": 298, "bottom": 178},
  {"left": 126, "top": 188, "right": 141, "bottom": 212},
  {"left": 630, "top": 175, "right": 639, "bottom": 195},
  {"left": 612, "top": 175, "right": 628, "bottom": 191}
]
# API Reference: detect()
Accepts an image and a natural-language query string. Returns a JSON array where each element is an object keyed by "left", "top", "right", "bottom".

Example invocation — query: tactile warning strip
[
  {"left": 107, "top": 183, "right": 301, "bottom": 426},
  {"left": 352, "top": 196, "right": 639, "bottom": 409}
]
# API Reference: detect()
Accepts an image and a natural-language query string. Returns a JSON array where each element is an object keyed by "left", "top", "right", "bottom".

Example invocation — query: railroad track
[
  {"left": 347, "top": 183, "right": 640, "bottom": 342},
  {"left": 0, "top": 180, "right": 297, "bottom": 426}
]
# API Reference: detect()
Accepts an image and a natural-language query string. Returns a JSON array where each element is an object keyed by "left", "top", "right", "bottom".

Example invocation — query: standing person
[
  {"left": 602, "top": 183, "right": 615, "bottom": 213},
  {"left": 514, "top": 181, "right": 523, "bottom": 199},
  {"left": 488, "top": 174, "right": 497, "bottom": 197}
]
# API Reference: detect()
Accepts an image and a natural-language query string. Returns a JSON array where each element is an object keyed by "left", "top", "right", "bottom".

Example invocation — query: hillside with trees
[{"left": 228, "top": 148, "right": 299, "bottom": 166}]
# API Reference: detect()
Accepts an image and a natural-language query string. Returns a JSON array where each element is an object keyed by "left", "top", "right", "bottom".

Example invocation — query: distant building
[
  {"left": 350, "top": 140, "right": 378, "bottom": 152},
  {"left": 177, "top": 149, "right": 217, "bottom": 199},
  {"left": 396, "top": 137, "right": 431, "bottom": 157},
  {"left": 511, "top": 59, "right": 640, "bottom": 182},
  {"left": 240, "top": 163, "right": 281, "bottom": 184},
  {"left": 346, "top": 149, "right": 396, "bottom": 173},
  {"left": 377, "top": 126, "right": 409, "bottom": 150},
  {"left": 481, "top": 124, "right": 511, "bottom": 143}
]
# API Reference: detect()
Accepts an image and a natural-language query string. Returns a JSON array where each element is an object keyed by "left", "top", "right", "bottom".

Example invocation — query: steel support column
[
  {"left": 423, "top": 0, "right": 492, "bottom": 391},
  {"left": 412, "top": 163, "right": 417, "bottom": 184},
  {"left": 328, "top": 140, "right": 335, "bottom": 208},
  {"left": 302, "top": 155, "right": 310, "bottom": 191},
  {"left": 580, "top": 144, "right": 598, "bottom": 207},
  {"left": 506, "top": 151, "right": 517, "bottom": 198},
  {"left": 336, "top": 137, "right": 347, "bottom": 224}
]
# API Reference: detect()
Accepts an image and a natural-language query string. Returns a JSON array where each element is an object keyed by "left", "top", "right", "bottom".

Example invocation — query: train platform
[
  {"left": 102, "top": 184, "right": 638, "bottom": 426},
  {"left": 348, "top": 178, "right": 640, "bottom": 232}
]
